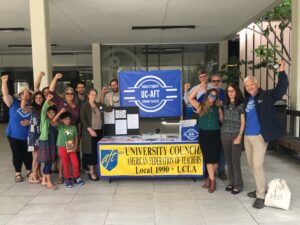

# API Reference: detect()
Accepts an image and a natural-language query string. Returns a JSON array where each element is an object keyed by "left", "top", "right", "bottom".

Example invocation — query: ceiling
[{"left": 0, "top": 0, "right": 281, "bottom": 53}]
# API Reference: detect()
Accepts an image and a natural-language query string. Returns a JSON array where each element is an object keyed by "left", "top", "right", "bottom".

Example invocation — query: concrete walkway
[{"left": 0, "top": 124, "right": 299, "bottom": 225}]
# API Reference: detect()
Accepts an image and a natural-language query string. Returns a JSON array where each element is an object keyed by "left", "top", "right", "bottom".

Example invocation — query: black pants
[
  {"left": 221, "top": 134, "right": 243, "bottom": 190},
  {"left": 84, "top": 129, "right": 103, "bottom": 166},
  {"left": 7, "top": 136, "right": 32, "bottom": 173}
]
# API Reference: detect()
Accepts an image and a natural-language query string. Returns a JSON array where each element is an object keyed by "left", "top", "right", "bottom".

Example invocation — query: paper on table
[
  {"left": 127, "top": 114, "right": 139, "bottom": 129},
  {"left": 115, "top": 110, "right": 126, "bottom": 119},
  {"left": 104, "top": 110, "right": 115, "bottom": 124},
  {"left": 115, "top": 119, "right": 127, "bottom": 135}
]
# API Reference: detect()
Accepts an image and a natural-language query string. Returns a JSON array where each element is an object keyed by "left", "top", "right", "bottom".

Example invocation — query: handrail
[
  {"left": 286, "top": 109, "right": 300, "bottom": 117},
  {"left": 286, "top": 109, "right": 300, "bottom": 138}
]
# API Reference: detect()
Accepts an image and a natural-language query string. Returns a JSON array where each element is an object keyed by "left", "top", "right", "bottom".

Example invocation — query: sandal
[
  {"left": 15, "top": 174, "right": 24, "bottom": 182},
  {"left": 46, "top": 184, "right": 59, "bottom": 190},
  {"left": 29, "top": 173, "right": 41, "bottom": 184},
  {"left": 57, "top": 176, "right": 64, "bottom": 184},
  {"left": 26, "top": 170, "right": 32, "bottom": 178},
  {"left": 88, "top": 173, "right": 99, "bottom": 181},
  {"left": 225, "top": 185, "right": 233, "bottom": 191}
]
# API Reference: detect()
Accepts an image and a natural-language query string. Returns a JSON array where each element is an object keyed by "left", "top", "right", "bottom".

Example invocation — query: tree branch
[
  {"left": 246, "top": 26, "right": 291, "bottom": 65},
  {"left": 267, "top": 22, "right": 291, "bottom": 61}
]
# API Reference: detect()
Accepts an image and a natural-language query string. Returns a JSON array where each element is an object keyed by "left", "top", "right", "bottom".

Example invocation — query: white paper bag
[{"left": 265, "top": 178, "right": 291, "bottom": 210}]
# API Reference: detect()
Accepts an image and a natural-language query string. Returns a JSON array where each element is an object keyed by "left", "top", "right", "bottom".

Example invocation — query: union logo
[
  {"left": 123, "top": 75, "right": 178, "bottom": 113},
  {"left": 101, "top": 150, "right": 118, "bottom": 171},
  {"left": 184, "top": 128, "right": 199, "bottom": 141}
]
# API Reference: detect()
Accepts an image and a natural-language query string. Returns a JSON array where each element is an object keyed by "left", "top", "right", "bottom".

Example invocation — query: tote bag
[{"left": 265, "top": 178, "right": 291, "bottom": 210}]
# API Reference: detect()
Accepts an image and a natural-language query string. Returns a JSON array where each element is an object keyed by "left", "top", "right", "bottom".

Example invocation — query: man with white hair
[{"left": 244, "top": 60, "right": 288, "bottom": 209}]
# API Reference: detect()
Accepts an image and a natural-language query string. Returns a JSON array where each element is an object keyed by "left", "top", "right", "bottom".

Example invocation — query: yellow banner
[{"left": 99, "top": 143, "right": 203, "bottom": 177}]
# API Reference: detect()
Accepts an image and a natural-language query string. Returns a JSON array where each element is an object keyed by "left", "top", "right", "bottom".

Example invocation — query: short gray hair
[{"left": 244, "top": 75, "right": 258, "bottom": 84}]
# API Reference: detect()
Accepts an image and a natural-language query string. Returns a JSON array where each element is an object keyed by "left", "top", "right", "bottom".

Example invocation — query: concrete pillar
[
  {"left": 92, "top": 43, "right": 102, "bottom": 91},
  {"left": 218, "top": 40, "right": 228, "bottom": 71},
  {"left": 29, "top": 0, "right": 52, "bottom": 88},
  {"left": 291, "top": 0, "right": 300, "bottom": 111},
  {"left": 291, "top": 0, "right": 300, "bottom": 136}
]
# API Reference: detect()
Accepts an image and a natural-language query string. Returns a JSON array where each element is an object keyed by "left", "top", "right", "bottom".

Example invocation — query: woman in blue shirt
[{"left": 1, "top": 74, "right": 32, "bottom": 182}]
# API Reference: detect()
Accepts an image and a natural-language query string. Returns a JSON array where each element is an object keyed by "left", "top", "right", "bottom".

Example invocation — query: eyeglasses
[
  {"left": 212, "top": 80, "right": 221, "bottom": 83},
  {"left": 65, "top": 92, "right": 74, "bottom": 95},
  {"left": 208, "top": 93, "right": 217, "bottom": 99}
]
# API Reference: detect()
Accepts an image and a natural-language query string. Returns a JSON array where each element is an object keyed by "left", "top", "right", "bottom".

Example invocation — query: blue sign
[
  {"left": 182, "top": 126, "right": 199, "bottom": 141},
  {"left": 119, "top": 70, "right": 182, "bottom": 117}
]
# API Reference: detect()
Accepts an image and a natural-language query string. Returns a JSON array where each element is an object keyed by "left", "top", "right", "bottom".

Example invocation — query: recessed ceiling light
[
  {"left": 0, "top": 27, "right": 25, "bottom": 32},
  {"left": 132, "top": 25, "right": 195, "bottom": 30},
  {"left": 8, "top": 44, "right": 57, "bottom": 48}
]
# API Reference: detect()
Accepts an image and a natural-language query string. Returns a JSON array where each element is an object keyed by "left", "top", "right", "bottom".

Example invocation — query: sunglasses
[
  {"left": 212, "top": 80, "right": 221, "bottom": 83},
  {"left": 65, "top": 92, "right": 74, "bottom": 95},
  {"left": 208, "top": 93, "right": 217, "bottom": 99}
]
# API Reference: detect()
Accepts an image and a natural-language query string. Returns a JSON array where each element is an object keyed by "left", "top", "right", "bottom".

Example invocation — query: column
[
  {"left": 291, "top": 0, "right": 300, "bottom": 136},
  {"left": 29, "top": 0, "right": 52, "bottom": 88},
  {"left": 218, "top": 40, "right": 228, "bottom": 71},
  {"left": 291, "top": 0, "right": 300, "bottom": 110},
  {"left": 92, "top": 43, "right": 102, "bottom": 90}
]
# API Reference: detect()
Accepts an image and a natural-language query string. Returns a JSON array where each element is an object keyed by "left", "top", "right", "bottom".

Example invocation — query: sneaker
[
  {"left": 74, "top": 177, "right": 84, "bottom": 186},
  {"left": 253, "top": 198, "right": 265, "bottom": 209},
  {"left": 247, "top": 190, "right": 257, "bottom": 198},
  {"left": 65, "top": 178, "right": 73, "bottom": 188}
]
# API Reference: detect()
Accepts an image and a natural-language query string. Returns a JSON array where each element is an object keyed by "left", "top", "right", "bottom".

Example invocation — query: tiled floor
[{"left": 0, "top": 124, "right": 300, "bottom": 225}]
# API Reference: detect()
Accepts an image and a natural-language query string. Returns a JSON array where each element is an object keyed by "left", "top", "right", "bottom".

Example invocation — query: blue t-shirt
[
  {"left": 6, "top": 98, "right": 31, "bottom": 140},
  {"left": 245, "top": 97, "right": 260, "bottom": 135}
]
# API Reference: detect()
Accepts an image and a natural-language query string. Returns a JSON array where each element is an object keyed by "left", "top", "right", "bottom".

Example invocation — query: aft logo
[
  {"left": 101, "top": 150, "right": 118, "bottom": 171},
  {"left": 183, "top": 128, "right": 199, "bottom": 141},
  {"left": 122, "top": 75, "right": 178, "bottom": 113}
]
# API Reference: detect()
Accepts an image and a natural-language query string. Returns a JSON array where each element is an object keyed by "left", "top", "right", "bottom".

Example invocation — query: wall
[
  {"left": 0, "top": 54, "right": 92, "bottom": 68},
  {"left": 239, "top": 22, "right": 291, "bottom": 104}
]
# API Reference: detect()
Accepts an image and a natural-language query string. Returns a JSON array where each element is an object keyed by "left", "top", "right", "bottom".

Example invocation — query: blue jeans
[{"left": 43, "top": 162, "right": 52, "bottom": 174}]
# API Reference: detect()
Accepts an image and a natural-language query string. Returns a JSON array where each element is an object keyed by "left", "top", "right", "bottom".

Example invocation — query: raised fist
[
  {"left": 54, "top": 73, "right": 63, "bottom": 80},
  {"left": 1, "top": 75, "right": 8, "bottom": 82}
]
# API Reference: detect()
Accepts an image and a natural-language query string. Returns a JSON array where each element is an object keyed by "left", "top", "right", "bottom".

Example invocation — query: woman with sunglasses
[
  {"left": 221, "top": 84, "right": 245, "bottom": 194},
  {"left": 189, "top": 88, "right": 223, "bottom": 193},
  {"left": 49, "top": 73, "right": 80, "bottom": 184}
]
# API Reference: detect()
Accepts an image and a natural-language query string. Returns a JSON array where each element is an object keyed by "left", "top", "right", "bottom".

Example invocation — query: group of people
[
  {"left": 1, "top": 60, "right": 288, "bottom": 209},
  {"left": 1, "top": 72, "right": 119, "bottom": 189},
  {"left": 185, "top": 60, "right": 288, "bottom": 209}
]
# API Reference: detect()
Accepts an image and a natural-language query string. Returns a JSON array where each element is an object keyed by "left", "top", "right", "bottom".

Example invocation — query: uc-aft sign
[
  {"left": 119, "top": 70, "right": 182, "bottom": 117},
  {"left": 98, "top": 143, "right": 204, "bottom": 177}
]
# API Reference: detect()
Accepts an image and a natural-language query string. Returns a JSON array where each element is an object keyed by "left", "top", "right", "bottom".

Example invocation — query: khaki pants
[{"left": 244, "top": 135, "right": 268, "bottom": 199}]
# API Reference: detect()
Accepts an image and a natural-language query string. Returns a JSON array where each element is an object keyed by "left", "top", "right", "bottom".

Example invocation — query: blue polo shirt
[
  {"left": 245, "top": 96, "right": 260, "bottom": 135},
  {"left": 6, "top": 98, "right": 31, "bottom": 140}
]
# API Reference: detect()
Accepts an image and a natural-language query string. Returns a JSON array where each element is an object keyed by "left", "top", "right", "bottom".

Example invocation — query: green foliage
[
  {"left": 219, "top": 56, "right": 243, "bottom": 85},
  {"left": 258, "top": 0, "right": 291, "bottom": 23},
  {"left": 220, "top": 0, "right": 291, "bottom": 85},
  {"left": 251, "top": 0, "right": 291, "bottom": 73},
  {"left": 253, "top": 0, "right": 291, "bottom": 66}
]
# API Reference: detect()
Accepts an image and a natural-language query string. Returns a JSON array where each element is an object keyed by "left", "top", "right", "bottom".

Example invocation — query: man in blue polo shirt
[{"left": 244, "top": 60, "right": 288, "bottom": 209}]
